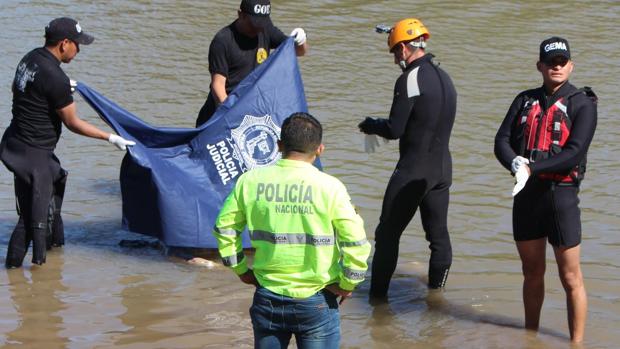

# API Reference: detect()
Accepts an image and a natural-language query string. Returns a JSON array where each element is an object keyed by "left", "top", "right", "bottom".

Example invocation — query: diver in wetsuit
[
  {"left": 358, "top": 18, "right": 457, "bottom": 296},
  {"left": 1, "top": 17, "right": 134, "bottom": 268}
]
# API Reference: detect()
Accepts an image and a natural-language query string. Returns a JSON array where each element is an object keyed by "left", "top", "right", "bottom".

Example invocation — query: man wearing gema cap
[
  {"left": 358, "top": 18, "right": 457, "bottom": 296},
  {"left": 494, "top": 37, "right": 597, "bottom": 343},
  {"left": 195, "top": 0, "right": 308, "bottom": 126},
  {"left": 0, "top": 17, "right": 135, "bottom": 268}
]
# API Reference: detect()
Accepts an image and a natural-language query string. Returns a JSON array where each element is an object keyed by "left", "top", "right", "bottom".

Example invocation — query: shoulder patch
[
  {"left": 407, "top": 67, "right": 420, "bottom": 98},
  {"left": 14, "top": 62, "right": 38, "bottom": 93}
]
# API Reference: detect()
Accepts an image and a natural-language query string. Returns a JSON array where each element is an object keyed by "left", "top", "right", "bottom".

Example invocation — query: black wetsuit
[
  {"left": 361, "top": 54, "right": 457, "bottom": 294},
  {"left": 494, "top": 82, "right": 597, "bottom": 247},
  {"left": 196, "top": 21, "right": 287, "bottom": 126},
  {"left": 0, "top": 47, "right": 72, "bottom": 267}
]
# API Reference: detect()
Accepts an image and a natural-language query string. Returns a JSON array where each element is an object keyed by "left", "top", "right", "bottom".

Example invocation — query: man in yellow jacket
[{"left": 214, "top": 112, "right": 370, "bottom": 349}]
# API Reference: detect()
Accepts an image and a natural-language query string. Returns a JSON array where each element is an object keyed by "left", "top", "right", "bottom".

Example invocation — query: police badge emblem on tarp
[
  {"left": 232, "top": 115, "right": 282, "bottom": 170},
  {"left": 201, "top": 114, "right": 281, "bottom": 187},
  {"left": 77, "top": 38, "right": 312, "bottom": 248}
]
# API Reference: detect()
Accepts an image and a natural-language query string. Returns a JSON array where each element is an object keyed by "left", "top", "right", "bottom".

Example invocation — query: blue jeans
[{"left": 250, "top": 286, "right": 340, "bottom": 349}]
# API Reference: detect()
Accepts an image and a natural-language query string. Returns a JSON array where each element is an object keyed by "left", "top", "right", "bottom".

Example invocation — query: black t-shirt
[
  {"left": 208, "top": 21, "right": 288, "bottom": 94},
  {"left": 8, "top": 47, "right": 73, "bottom": 150}
]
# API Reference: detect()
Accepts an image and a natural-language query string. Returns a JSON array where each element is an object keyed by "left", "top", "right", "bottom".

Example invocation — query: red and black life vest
[{"left": 516, "top": 87, "right": 596, "bottom": 184}]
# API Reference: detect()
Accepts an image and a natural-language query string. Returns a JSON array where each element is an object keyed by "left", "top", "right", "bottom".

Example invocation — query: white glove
[
  {"left": 290, "top": 28, "right": 306, "bottom": 46},
  {"left": 512, "top": 165, "right": 530, "bottom": 197},
  {"left": 364, "top": 134, "right": 380, "bottom": 153},
  {"left": 70, "top": 79, "right": 77, "bottom": 93},
  {"left": 108, "top": 134, "right": 136, "bottom": 151},
  {"left": 511, "top": 155, "right": 530, "bottom": 174},
  {"left": 363, "top": 134, "right": 388, "bottom": 153}
]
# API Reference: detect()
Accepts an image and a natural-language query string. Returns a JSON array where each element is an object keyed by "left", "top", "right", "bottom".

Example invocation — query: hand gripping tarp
[{"left": 77, "top": 38, "right": 308, "bottom": 248}]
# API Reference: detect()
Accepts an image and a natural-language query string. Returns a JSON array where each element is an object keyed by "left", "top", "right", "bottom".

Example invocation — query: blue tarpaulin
[{"left": 77, "top": 38, "right": 309, "bottom": 248}]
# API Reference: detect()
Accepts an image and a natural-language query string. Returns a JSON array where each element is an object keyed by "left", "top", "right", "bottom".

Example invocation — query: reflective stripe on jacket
[{"left": 213, "top": 159, "right": 371, "bottom": 298}]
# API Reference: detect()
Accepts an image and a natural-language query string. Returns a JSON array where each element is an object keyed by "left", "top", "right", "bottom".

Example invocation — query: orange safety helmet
[{"left": 387, "top": 18, "right": 430, "bottom": 51}]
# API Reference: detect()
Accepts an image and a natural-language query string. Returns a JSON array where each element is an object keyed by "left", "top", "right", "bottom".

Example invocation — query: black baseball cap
[
  {"left": 539, "top": 36, "right": 570, "bottom": 64},
  {"left": 45, "top": 17, "right": 94, "bottom": 45},
  {"left": 240, "top": 0, "right": 272, "bottom": 29}
]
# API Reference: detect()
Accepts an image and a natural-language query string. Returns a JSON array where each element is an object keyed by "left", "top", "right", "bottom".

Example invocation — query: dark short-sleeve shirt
[
  {"left": 9, "top": 47, "right": 73, "bottom": 150},
  {"left": 208, "top": 21, "right": 288, "bottom": 94}
]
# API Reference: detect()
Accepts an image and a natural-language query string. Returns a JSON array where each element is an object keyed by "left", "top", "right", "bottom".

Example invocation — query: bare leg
[
  {"left": 553, "top": 244, "right": 587, "bottom": 343},
  {"left": 516, "top": 238, "right": 547, "bottom": 331}
]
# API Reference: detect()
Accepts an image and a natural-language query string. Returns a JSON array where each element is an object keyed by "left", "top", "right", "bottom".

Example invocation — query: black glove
[{"left": 358, "top": 117, "right": 378, "bottom": 134}]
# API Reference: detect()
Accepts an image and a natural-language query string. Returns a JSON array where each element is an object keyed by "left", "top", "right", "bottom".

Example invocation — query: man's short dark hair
[
  {"left": 45, "top": 37, "right": 63, "bottom": 47},
  {"left": 280, "top": 112, "right": 322, "bottom": 154}
]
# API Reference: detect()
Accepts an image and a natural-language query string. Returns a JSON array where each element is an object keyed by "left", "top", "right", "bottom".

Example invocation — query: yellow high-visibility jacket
[{"left": 214, "top": 158, "right": 371, "bottom": 298}]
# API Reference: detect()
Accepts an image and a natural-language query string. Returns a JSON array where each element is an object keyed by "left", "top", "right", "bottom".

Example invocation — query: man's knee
[
  {"left": 374, "top": 222, "right": 404, "bottom": 247},
  {"left": 522, "top": 262, "right": 546, "bottom": 281},
  {"left": 559, "top": 269, "right": 584, "bottom": 291}
]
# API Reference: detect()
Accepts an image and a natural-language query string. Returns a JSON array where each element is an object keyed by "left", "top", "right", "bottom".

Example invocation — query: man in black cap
[
  {"left": 0, "top": 17, "right": 135, "bottom": 268},
  {"left": 195, "top": 0, "right": 308, "bottom": 126},
  {"left": 494, "top": 36, "right": 597, "bottom": 343}
]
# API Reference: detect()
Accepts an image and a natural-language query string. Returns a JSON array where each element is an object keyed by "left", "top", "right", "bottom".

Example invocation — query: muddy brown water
[{"left": 1, "top": 1, "right": 619, "bottom": 348}]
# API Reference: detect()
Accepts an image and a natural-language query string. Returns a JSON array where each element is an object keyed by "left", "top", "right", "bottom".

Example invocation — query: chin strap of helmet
[{"left": 399, "top": 59, "right": 409, "bottom": 70}]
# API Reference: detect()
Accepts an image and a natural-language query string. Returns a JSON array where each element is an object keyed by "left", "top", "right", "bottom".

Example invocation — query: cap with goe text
[
  {"left": 240, "top": 0, "right": 272, "bottom": 29},
  {"left": 45, "top": 17, "right": 94, "bottom": 45},
  {"left": 539, "top": 36, "right": 570, "bottom": 64}
]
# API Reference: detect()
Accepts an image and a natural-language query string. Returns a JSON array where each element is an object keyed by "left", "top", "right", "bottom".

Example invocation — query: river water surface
[{"left": 1, "top": 1, "right": 619, "bottom": 348}]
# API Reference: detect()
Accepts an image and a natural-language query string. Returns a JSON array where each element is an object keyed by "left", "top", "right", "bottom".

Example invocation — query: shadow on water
[{"left": 363, "top": 273, "right": 568, "bottom": 345}]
